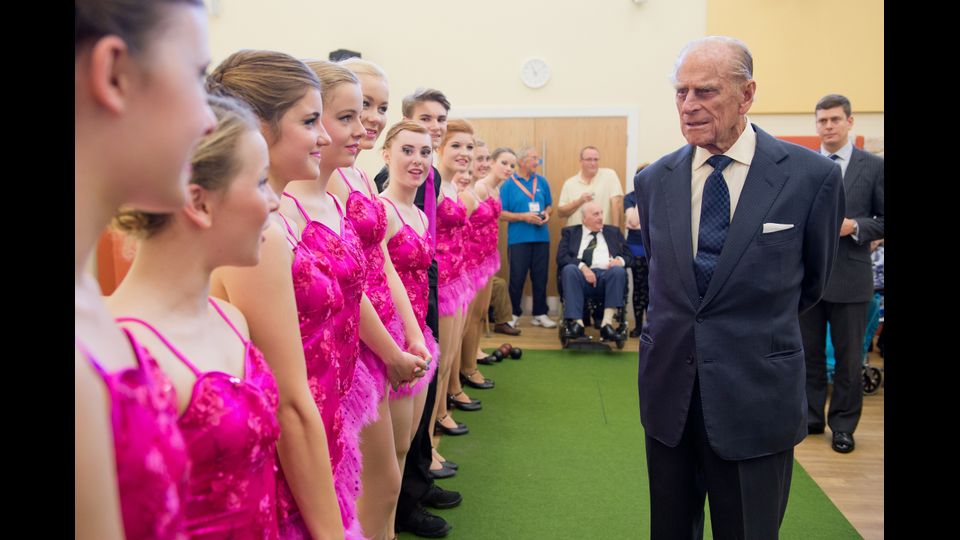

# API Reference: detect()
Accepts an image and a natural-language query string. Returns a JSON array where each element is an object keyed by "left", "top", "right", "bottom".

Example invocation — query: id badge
[{"left": 528, "top": 202, "right": 541, "bottom": 213}]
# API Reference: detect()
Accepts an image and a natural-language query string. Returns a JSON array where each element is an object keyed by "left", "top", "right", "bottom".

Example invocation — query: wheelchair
[{"left": 556, "top": 264, "right": 629, "bottom": 351}]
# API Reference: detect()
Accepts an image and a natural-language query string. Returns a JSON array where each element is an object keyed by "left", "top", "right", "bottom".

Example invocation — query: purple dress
[
  {"left": 380, "top": 196, "right": 439, "bottom": 398},
  {"left": 77, "top": 330, "right": 189, "bottom": 540},
  {"left": 436, "top": 195, "right": 471, "bottom": 316},
  {"left": 338, "top": 167, "right": 405, "bottom": 403},
  {"left": 276, "top": 192, "right": 377, "bottom": 540},
  {"left": 116, "top": 298, "right": 281, "bottom": 540}
]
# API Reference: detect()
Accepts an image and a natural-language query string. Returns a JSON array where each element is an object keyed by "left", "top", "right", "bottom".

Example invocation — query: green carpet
[{"left": 400, "top": 349, "right": 861, "bottom": 539}]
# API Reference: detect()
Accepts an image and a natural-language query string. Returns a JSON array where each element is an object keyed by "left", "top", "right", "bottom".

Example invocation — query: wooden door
[{"left": 465, "top": 116, "right": 628, "bottom": 312}]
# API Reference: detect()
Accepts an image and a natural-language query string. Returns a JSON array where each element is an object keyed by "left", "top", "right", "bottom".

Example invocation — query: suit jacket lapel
[
  {"left": 662, "top": 147, "right": 700, "bottom": 308},
  {"left": 571, "top": 227, "right": 583, "bottom": 259},
  {"left": 700, "top": 126, "right": 789, "bottom": 308},
  {"left": 843, "top": 147, "right": 865, "bottom": 193}
]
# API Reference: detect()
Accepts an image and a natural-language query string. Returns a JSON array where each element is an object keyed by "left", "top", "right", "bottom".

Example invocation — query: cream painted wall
[{"left": 206, "top": 0, "right": 882, "bottom": 178}]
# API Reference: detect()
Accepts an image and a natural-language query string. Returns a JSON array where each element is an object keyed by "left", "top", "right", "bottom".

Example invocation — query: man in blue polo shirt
[{"left": 500, "top": 146, "right": 558, "bottom": 328}]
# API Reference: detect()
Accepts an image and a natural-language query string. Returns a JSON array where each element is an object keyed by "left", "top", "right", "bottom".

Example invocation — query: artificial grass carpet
[{"left": 400, "top": 349, "right": 861, "bottom": 539}]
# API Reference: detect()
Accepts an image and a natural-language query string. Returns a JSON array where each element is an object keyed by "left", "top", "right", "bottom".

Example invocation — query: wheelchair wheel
[
  {"left": 559, "top": 324, "right": 569, "bottom": 348},
  {"left": 862, "top": 366, "right": 883, "bottom": 395},
  {"left": 615, "top": 338, "right": 625, "bottom": 350}
]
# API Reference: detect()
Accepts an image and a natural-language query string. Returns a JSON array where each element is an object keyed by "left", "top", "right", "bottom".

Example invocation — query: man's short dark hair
[
  {"left": 816, "top": 94, "right": 852, "bottom": 118},
  {"left": 402, "top": 88, "right": 451, "bottom": 118}
]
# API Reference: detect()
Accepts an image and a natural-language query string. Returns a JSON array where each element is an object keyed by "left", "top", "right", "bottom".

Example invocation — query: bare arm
[
  {"left": 359, "top": 292, "right": 427, "bottom": 388},
  {"left": 382, "top": 243, "right": 427, "bottom": 354},
  {"left": 212, "top": 222, "right": 344, "bottom": 540},
  {"left": 75, "top": 352, "right": 126, "bottom": 540},
  {"left": 557, "top": 193, "right": 589, "bottom": 219}
]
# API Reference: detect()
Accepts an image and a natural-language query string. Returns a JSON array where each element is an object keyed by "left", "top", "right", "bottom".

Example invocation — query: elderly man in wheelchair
[{"left": 557, "top": 201, "right": 632, "bottom": 349}]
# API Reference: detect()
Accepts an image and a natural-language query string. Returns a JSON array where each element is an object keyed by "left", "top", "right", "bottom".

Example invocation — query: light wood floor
[{"left": 478, "top": 320, "right": 884, "bottom": 539}]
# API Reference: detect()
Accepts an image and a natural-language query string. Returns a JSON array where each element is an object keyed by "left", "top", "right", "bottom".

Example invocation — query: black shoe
[
  {"left": 421, "top": 485, "right": 462, "bottom": 509},
  {"left": 448, "top": 392, "right": 482, "bottom": 411},
  {"left": 493, "top": 322, "right": 521, "bottom": 336},
  {"left": 600, "top": 324, "right": 618, "bottom": 341},
  {"left": 435, "top": 416, "right": 469, "bottom": 436},
  {"left": 629, "top": 327, "right": 642, "bottom": 338},
  {"left": 832, "top": 431, "right": 855, "bottom": 453},
  {"left": 428, "top": 464, "right": 456, "bottom": 479},
  {"left": 566, "top": 320, "right": 585, "bottom": 339},
  {"left": 460, "top": 371, "right": 495, "bottom": 389},
  {"left": 397, "top": 506, "right": 452, "bottom": 537},
  {"left": 478, "top": 355, "right": 496, "bottom": 365},
  {"left": 441, "top": 459, "right": 458, "bottom": 470},
  {"left": 808, "top": 423, "right": 825, "bottom": 435}
]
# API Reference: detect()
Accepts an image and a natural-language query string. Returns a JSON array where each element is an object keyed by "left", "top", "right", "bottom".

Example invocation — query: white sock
[
  {"left": 575, "top": 319, "right": 584, "bottom": 326},
  {"left": 601, "top": 308, "right": 616, "bottom": 327}
]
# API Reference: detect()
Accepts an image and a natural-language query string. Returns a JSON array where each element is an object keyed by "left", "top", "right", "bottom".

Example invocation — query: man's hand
[
  {"left": 524, "top": 212, "right": 543, "bottom": 225},
  {"left": 840, "top": 218, "right": 858, "bottom": 237},
  {"left": 608, "top": 257, "right": 624, "bottom": 267},
  {"left": 579, "top": 191, "right": 595, "bottom": 204},
  {"left": 581, "top": 265, "right": 597, "bottom": 286}
]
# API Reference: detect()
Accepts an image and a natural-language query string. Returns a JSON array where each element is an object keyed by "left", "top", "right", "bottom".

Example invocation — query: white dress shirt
[
  {"left": 690, "top": 121, "right": 757, "bottom": 256},
  {"left": 821, "top": 139, "right": 853, "bottom": 178},
  {"left": 576, "top": 225, "right": 623, "bottom": 270}
]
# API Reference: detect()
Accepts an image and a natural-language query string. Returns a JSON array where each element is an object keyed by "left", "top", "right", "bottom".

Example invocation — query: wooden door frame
[{"left": 456, "top": 106, "right": 642, "bottom": 189}]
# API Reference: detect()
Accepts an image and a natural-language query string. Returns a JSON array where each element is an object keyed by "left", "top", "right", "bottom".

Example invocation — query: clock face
[{"left": 521, "top": 58, "right": 550, "bottom": 89}]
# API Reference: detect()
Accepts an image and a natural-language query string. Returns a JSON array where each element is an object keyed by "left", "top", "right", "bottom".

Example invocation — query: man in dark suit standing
[
  {"left": 634, "top": 36, "right": 844, "bottom": 539},
  {"left": 800, "top": 94, "right": 884, "bottom": 454},
  {"left": 556, "top": 201, "right": 633, "bottom": 341}
]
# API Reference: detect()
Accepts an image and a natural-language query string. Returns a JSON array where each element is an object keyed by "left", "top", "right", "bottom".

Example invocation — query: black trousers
[
  {"left": 507, "top": 242, "right": 550, "bottom": 317},
  {"left": 631, "top": 255, "right": 649, "bottom": 326},
  {"left": 396, "top": 261, "right": 439, "bottom": 523},
  {"left": 799, "top": 300, "right": 868, "bottom": 433},
  {"left": 645, "top": 376, "right": 794, "bottom": 540}
]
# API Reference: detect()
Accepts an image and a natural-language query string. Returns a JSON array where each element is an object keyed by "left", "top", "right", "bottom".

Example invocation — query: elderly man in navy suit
[
  {"left": 800, "top": 94, "right": 884, "bottom": 455},
  {"left": 633, "top": 36, "right": 844, "bottom": 539},
  {"left": 556, "top": 201, "right": 633, "bottom": 341}
]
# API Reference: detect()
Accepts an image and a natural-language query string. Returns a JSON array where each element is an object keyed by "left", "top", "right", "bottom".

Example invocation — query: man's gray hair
[
  {"left": 581, "top": 200, "right": 602, "bottom": 217},
  {"left": 670, "top": 35, "right": 753, "bottom": 85}
]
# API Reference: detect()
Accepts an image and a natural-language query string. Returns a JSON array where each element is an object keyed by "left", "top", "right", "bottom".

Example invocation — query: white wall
[{"left": 206, "top": 0, "right": 883, "bottom": 175}]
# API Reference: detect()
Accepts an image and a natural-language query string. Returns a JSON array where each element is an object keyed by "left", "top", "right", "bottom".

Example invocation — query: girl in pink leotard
[
  {"left": 326, "top": 58, "right": 434, "bottom": 540},
  {"left": 75, "top": 2, "right": 215, "bottom": 538},
  {"left": 206, "top": 51, "right": 346, "bottom": 540},
  {"left": 458, "top": 147, "right": 517, "bottom": 391},
  {"left": 377, "top": 121, "right": 440, "bottom": 538},
  {"left": 431, "top": 119, "right": 479, "bottom": 474},
  {"left": 281, "top": 60, "right": 426, "bottom": 540},
  {"left": 107, "top": 95, "right": 283, "bottom": 540}
]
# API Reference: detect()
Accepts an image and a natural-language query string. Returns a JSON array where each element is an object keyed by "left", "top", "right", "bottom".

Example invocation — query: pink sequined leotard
[
  {"left": 436, "top": 195, "right": 471, "bottom": 316},
  {"left": 380, "top": 196, "right": 439, "bottom": 398},
  {"left": 463, "top": 193, "right": 502, "bottom": 293},
  {"left": 78, "top": 331, "right": 189, "bottom": 540},
  {"left": 116, "top": 298, "right": 281, "bottom": 540},
  {"left": 338, "top": 167, "right": 405, "bottom": 403},
  {"left": 276, "top": 192, "right": 376, "bottom": 540}
]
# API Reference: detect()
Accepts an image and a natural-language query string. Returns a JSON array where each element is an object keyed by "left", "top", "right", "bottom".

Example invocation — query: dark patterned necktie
[
  {"left": 582, "top": 231, "right": 599, "bottom": 267},
  {"left": 693, "top": 155, "right": 733, "bottom": 297}
]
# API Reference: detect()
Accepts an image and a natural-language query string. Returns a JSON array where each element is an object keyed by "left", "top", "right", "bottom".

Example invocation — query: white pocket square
[{"left": 762, "top": 223, "right": 794, "bottom": 233}]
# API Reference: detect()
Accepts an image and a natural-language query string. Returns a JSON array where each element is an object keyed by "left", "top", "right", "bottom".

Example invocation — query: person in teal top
[{"left": 499, "top": 146, "right": 557, "bottom": 328}]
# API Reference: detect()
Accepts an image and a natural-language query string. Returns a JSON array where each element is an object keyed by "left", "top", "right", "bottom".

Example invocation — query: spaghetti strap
[
  {"left": 282, "top": 192, "right": 312, "bottom": 222},
  {"left": 336, "top": 167, "right": 357, "bottom": 192},
  {"left": 277, "top": 213, "right": 300, "bottom": 247},
  {"left": 328, "top": 192, "right": 344, "bottom": 218},
  {"left": 208, "top": 298, "right": 248, "bottom": 345},
  {"left": 380, "top": 196, "right": 407, "bottom": 225},
  {"left": 115, "top": 317, "right": 202, "bottom": 376},
  {"left": 357, "top": 168, "right": 377, "bottom": 198},
  {"left": 76, "top": 337, "right": 109, "bottom": 378}
]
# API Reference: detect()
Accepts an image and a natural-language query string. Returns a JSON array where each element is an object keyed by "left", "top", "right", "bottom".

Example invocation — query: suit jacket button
[
  {"left": 686, "top": 355, "right": 694, "bottom": 364},
  {"left": 696, "top": 316, "right": 704, "bottom": 323}
]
